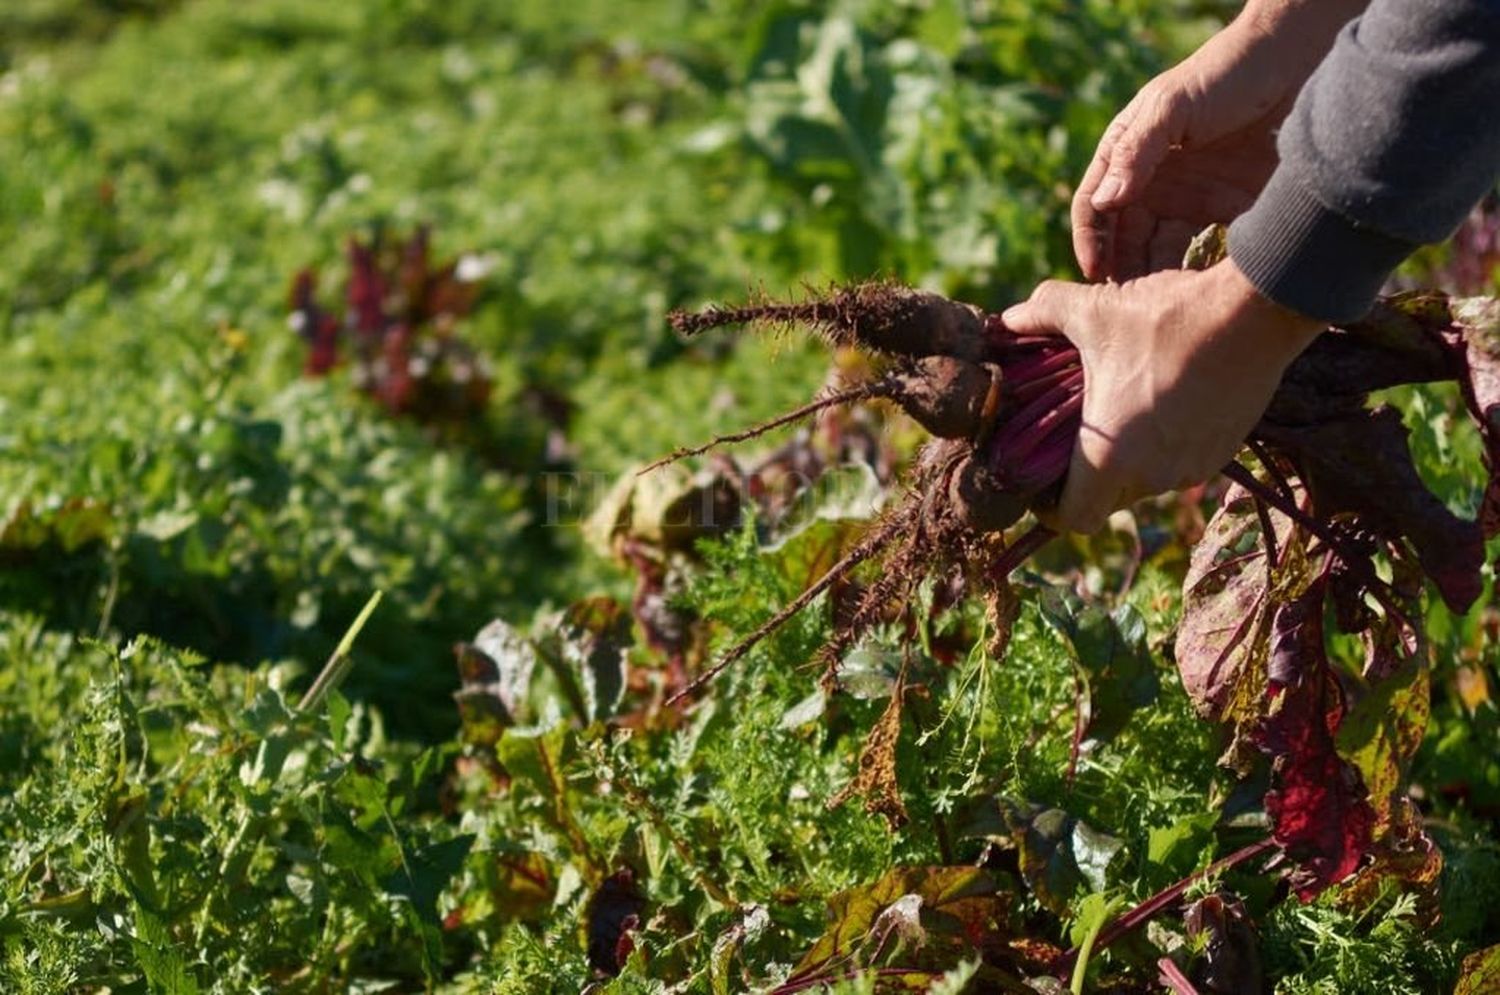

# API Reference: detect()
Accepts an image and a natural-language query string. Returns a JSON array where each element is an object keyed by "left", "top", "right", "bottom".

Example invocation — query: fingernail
[
  {"left": 1091, "top": 175, "right": 1123, "bottom": 209},
  {"left": 999, "top": 304, "right": 1024, "bottom": 328}
]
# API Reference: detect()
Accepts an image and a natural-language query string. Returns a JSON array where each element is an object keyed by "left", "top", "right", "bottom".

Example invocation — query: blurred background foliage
[{"left": 0, "top": 0, "right": 1225, "bottom": 718}]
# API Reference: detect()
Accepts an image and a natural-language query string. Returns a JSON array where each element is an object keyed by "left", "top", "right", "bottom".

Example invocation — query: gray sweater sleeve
[{"left": 1227, "top": 0, "right": 1500, "bottom": 323}]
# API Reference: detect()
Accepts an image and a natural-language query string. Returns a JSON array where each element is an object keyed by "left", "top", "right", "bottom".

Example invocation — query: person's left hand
[{"left": 1001, "top": 260, "right": 1325, "bottom": 533}]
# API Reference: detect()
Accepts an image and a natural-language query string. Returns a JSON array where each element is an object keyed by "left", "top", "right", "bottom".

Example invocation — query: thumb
[{"left": 1000, "top": 280, "right": 1092, "bottom": 339}]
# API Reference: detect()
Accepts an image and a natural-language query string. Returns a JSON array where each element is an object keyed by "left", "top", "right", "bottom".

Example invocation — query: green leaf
[
  {"left": 957, "top": 798, "right": 1123, "bottom": 915},
  {"left": 326, "top": 690, "right": 353, "bottom": 753},
  {"left": 131, "top": 904, "right": 200, "bottom": 995},
  {"left": 1146, "top": 812, "right": 1216, "bottom": 885},
  {"left": 1036, "top": 586, "right": 1158, "bottom": 744},
  {"left": 383, "top": 834, "right": 475, "bottom": 927}
]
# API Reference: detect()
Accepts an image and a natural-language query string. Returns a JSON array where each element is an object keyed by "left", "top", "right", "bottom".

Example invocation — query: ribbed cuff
[{"left": 1227, "top": 168, "right": 1417, "bottom": 324}]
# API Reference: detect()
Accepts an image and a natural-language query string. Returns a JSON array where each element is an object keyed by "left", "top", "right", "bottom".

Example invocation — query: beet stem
[
  {"left": 992, "top": 385, "right": 1084, "bottom": 466},
  {"left": 1005, "top": 364, "right": 1083, "bottom": 407},
  {"left": 1000, "top": 347, "right": 1082, "bottom": 385},
  {"left": 990, "top": 523, "right": 1056, "bottom": 579},
  {"left": 1055, "top": 837, "right": 1277, "bottom": 977},
  {"left": 1012, "top": 420, "right": 1078, "bottom": 487},
  {"left": 1247, "top": 437, "right": 1297, "bottom": 504},
  {"left": 1158, "top": 957, "right": 1204, "bottom": 995}
]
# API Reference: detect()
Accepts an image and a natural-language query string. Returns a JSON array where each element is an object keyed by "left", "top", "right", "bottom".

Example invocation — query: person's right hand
[{"left": 1073, "top": 6, "right": 1361, "bottom": 282}]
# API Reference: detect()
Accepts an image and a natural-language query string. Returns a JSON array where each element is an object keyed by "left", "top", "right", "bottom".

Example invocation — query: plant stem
[
  {"left": 1158, "top": 957, "right": 1203, "bottom": 995},
  {"left": 1056, "top": 837, "right": 1276, "bottom": 976},
  {"left": 998, "top": 389, "right": 1083, "bottom": 469},
  {"left": 990, "top": 523, "right": 1057, "bottom": 579},
  {"left": 1070, "top": 896, "right": 1123, "bottom": 995},
  {"left": 1006, "top": 364, "right": 1083, "bottom": 406},
  {"left": 1220, "top": 462, "right": 1414, "bottom": 635},
  {"left": 298, "top": 590, "right": 384, "bottom": 714}
]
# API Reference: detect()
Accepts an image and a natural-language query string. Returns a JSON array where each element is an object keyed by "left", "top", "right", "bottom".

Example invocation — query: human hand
[
  {"left": 1000, "top": 261, "right": 1325, "bottom": 533},
  {"left": 1073, "top": 2, "right": 1365, "bottom": 281}
]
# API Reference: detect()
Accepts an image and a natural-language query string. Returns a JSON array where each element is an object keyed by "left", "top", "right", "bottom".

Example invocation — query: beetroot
[{"left": 654, "top": 268, "right": 1500, "bottom": 905}]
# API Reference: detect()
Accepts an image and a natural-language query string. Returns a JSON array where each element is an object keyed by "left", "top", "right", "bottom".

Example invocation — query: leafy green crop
[{"left": 3, "top": 0, "right": 1499, "bottom": 992}]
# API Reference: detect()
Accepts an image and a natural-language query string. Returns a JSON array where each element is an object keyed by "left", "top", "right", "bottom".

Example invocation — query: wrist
[
  {"left": 1211, "top": 258, "right": 1326, "bottom": 359},
  {"left": 1233, "top": 0, "right": 1366, "bottom": 66},
  {"left": 1238, "top": 0, "right": 1367, "bottom": 41}
]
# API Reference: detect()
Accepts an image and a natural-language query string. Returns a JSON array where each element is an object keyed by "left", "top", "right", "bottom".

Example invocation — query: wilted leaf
[
  {"left": 1455, "top": 662, "right": 1493, "bottom": 714},
  {"left": 787, "top": 866, "right": 1029, "bottom": 991},
  {"left": 1270, "top": 292, "right": 1453, "bottom": 426},
  {"left": 1181, "top": 223, "right": 1227, "bottom": 271},
  {"left": 585, "top": 463, "right": 742, "bottom": 560},
  {"left": 1335, "top": 650, "right": 1430, "bottom": 833},
  {"left": 1453, "top": 296, "right": 1500, "bottom": 536},
  {"left": 1176, "top": 489, "right": 1285, "bottom": 723},
  {"left": 1454, "top": 942, "right": 1500, "bottom": 995},
  {"left": 829, "top": 669, "right": 908, "bottom": 828},
  {"left": 1333, "top": 798, "right": 1442, "bottom": 924},
  {"left": 1267, "top": 406, "right": 1483, "bottom": 613}
]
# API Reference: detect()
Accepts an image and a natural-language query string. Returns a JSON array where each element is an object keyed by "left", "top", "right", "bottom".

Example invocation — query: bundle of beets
[{"left": 654, "top": 250, "right": 1500, "bottom": 899}]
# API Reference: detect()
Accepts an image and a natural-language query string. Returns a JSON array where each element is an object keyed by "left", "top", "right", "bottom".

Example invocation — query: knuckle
[
  {"left": 1030, "top": 279, "right": 1065, "bottom": 307},
  {"left": 1101, "top": 114, "right": 1132, "bottom": 144},
  {"left": 1151, "top": 84, "right": 1188, "bottom": 121}
]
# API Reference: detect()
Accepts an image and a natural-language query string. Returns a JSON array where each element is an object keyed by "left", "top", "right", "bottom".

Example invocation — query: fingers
[
  {"left": 1071, "top": 156, "right": 1117, "bottom": 282},
  {"left": 1090, "top": 85, "right": 1186, "bottom": 213},
  {"left": 1071, "top": 104, "right": 1138, "bottom": 280},
  {"left": 1000, "top": 280, "right": 1093, "bottom": 340},
  {"left": 1072, "top": 82, "right": 1189, "bottom": 281}
]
